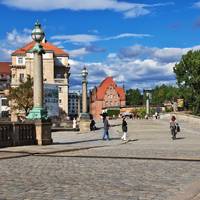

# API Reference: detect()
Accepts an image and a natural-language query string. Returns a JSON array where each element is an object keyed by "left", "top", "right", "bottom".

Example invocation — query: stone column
[
  {"left": 82, "top": 82, "right": 87, "bottom": 113},
  {"left": 26, "top": 20, "right": 52, "bottom": 145},
  {"left": 79, "top": 66, "right": 90, "bottom": 131},
  {"left": 146, "top": 96, "right": 149, "bottom": 115},
  {"left": 34, "top": 52, "right": 43, "bottom": 108}
]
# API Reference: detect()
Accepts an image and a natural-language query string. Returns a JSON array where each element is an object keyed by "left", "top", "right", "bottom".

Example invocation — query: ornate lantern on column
[
  {"left": 26, "top": 20, "right": 52, "bottom": 145},
  {"left": 79, "top": 66, "right": 90, "bottom": 131}
]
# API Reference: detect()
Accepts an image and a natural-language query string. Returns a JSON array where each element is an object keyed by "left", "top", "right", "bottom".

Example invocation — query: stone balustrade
[
  {"left": 0, "top": 123, "right": 36, "bottom": 148},
  {"left": 159, "top": 112, "right": 200, "bottom": 125}
]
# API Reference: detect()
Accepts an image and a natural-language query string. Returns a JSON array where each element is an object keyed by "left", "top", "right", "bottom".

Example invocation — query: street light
[
  {"left": 27, "top": 20, "right": 49, "bottom": 121},
  {"left": 30, "top": 20, "right": 45, "bottom": 54},
  {"left": 81, "top": 66, "right": 88, "bottom": 84}
]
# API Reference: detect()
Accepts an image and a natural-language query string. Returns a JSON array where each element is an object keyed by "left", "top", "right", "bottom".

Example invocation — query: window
[
  {"left": 0, "top": 75, "right": 2, "bottom": 79},
  {"left": 18, "top": 57, "right": 23, "bottom": 64},
  {"left": 107, "top": 95, "right": 109, "bottom": 99},
  {"left": 115, "top": 101, "right": 117, "bottom": 106},
  {"left": 20, "top": 74, "right": 24, "bottom": 79},
  {"left": 110, "top": 88, "right": 113, "bottom": 92},
  {"left": 6, "top": 75, "right": 10, "bottom": 80},
  {"left": 113, "top": 95, "right": 115, "bottom": 99},
  {"left": 59, "top": 99, "right": 62, "bottom": 103},
  {"left": 110, "top": 94, "right": 112, "bottom": 99},
  {"left": 56, "top": 74, "right": 61, "bottom": 78},
  {"left": 110, "top": 101, "right": 113, "bottom": 106},
  {"left": 2, "top": 99, "right": 7, "bottom": 106},
  {"left": 59, "top": 87, "right": 62, "bottom": 92},
  {"left": 106, "top": 101, "right": 108, "bottom": 106}
]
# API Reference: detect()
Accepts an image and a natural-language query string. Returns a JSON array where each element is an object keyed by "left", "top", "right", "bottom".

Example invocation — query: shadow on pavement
[
  {"left": 129, "top": 139, "right": 139, "bottom": 142},
  {"left": 53, "top": 137, "right": 121, "bottom": 145},
  {"left": 176, "top": 137, "right": 185, "bottom": 140}
]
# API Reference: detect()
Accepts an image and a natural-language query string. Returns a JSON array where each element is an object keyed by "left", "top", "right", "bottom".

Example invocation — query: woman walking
[
  {"left": 121, "top": 117, "right": 127, "bottom": 141},
  {"left": 73, "top": 117, "right": 77, "bottom": 132}
]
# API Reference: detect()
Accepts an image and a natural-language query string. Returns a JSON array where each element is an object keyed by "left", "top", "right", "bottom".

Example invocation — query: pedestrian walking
[
  {"left": 155, "top": 111, "right": 158, "bottom": 119},
  {"left": 102, "top": 116, "right": 110, "bottom": 140},
  {"left": 102, "top": 111, "right": 108, "bottom": 123},
  {"left": 121, "top": 117, "right": 127, "bottom": 141},
  {"left": 73, "top": 117, "right": 77, "bottom": 132}
]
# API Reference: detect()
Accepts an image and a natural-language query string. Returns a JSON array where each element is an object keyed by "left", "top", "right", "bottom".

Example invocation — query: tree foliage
[
  {"left": 151, "top": 84, "right": 179, "bottom": 104},
  {"left": 7, "top": 75, "right": 33, "bottom": 116},
  {"left": 173, "top": 50, "right": 200, "bottom": 110},
  {"left": 126, "top": 88, "right": 142, "bottom": 105}
]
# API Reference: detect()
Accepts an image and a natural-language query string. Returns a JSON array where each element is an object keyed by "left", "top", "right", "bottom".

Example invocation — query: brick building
[
  {"left": 90, "top": 76, "right": 126, "bottom": 120},
  {"left": 0, "top": 62, "right": 12, "bottom": 92},
  {"left": 10, "top": 39, "right": 71, "bottom": 120}
]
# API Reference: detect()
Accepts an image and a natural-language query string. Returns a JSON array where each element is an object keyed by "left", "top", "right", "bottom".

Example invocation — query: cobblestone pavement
[{"left": 0, "top": 119, "right": 200, "bottom": 200}]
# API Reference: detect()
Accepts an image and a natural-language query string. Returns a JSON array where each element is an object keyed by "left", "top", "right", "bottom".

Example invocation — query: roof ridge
[{"left": 12, "top": 40, "right": 68, "bottom": 56}]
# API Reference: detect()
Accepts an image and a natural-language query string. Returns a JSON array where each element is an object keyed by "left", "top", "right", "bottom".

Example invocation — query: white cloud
[
  {"left": 51, "top": 33, "right": 152, "bottom": 45},
  {"left": 0, "top": 0, "right": 174, "bottom": 18},
  {"left": 0, "top": 28, "right": 33, "bottom": 61},
  {"left": 107, "top": 53, "right": 117, "bottom": 58},
  {"left": 5, "top": 28, "right": 32, "bottom": 49},
  {"left": 67, "top": 48, "right": 89, "bottom": 59},
  {"left": 105, "top": 33, "right": 151, "bottom": 40},
  {"left": 118, "top": 44, "right": 200, "bottom": 63},
  {"left": 192, "top": 1, "right": 200, "bottom": 8},
  {"left": 51, "top": 34, "right": 100, "bottom": 44}
]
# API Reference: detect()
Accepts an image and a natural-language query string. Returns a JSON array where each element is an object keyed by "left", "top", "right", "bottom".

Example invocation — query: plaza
[{"left": 0, "top": 119, "right": 200, "bottom": 200}]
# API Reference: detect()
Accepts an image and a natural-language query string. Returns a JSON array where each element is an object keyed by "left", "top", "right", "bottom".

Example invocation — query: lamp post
[
  {"left": 81, "top": 66, "right": 88, "bottom": 115},
  {"left": 79, "top": 66, "right": 90, "bottom": 131},
  {"left": 26, "top": 20, "right": 52, "bottom": 145},
  {"left": 26, "top": 20, "right": 49, "bottom": 120},
  {"left": 146, "top": 93, "right": 149, "bottom": 115}
]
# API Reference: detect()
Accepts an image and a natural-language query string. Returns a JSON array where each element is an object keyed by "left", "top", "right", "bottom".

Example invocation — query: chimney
[{"left": 42, "top": 37, "right": 45, "bottom": 44}]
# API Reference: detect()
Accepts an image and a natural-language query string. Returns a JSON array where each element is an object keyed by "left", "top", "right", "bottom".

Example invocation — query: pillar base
[
  {"left": 79, "top": 112, "right": 90, "bottom": 132},
  {"left": 26, "top": 107, "right": 51, "bottom": 121},
  {"left": 26, "top": 119, "right": 53, "bottom": 145}
]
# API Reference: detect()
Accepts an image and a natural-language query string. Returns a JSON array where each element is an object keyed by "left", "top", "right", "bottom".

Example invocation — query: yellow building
[{"left": 10, "top": 39, "right": 70, "bottom": 121}]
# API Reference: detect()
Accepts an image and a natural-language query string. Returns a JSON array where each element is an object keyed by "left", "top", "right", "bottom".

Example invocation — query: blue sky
[{"left": 1, "top": 0, "right": 200, "bottom": 93}]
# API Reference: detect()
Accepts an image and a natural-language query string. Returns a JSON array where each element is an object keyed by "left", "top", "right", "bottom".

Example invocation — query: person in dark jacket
[
  {"left": 121, "top": 117, "right": 127, "bottom": 141},
  {"left": 102, "top": 116, "right": 110, "bottom": 140},
  {"left": 102, "top": 111, "right": 108, "bottom": 123}
]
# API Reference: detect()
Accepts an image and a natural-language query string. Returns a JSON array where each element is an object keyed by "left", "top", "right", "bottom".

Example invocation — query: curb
[{"left": 170, "top": 180, "right": 200, "bottom": 200}]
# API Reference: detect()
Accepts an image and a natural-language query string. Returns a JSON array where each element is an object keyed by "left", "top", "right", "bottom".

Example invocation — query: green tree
[
  {"left": 126, "top": 88, "right": 142, "bottom": 105},
  {"left": 173, "top": 50, "right": 200, "bottom": 110},
  {"left": 7, "top": 75, "right": 34, "bottom": 116}
]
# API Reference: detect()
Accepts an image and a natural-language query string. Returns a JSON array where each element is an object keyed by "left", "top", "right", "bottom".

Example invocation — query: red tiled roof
[
  {"left": 0, "top": 62, "right": 12, "bottom": 78},
  {"left": 96, "top": 76, "right": 125, "bottom": 100},
  {"left": 12, "top": 40, "right": 68, "bottom": 56}
]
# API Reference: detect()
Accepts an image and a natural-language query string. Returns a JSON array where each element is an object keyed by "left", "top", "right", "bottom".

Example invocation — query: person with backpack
[
  {"left": 121, "top": 117, "right": 127, "bottom": 141},
  {"left": 170, "top": 116, "right": 179, "bottom": 139}
]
